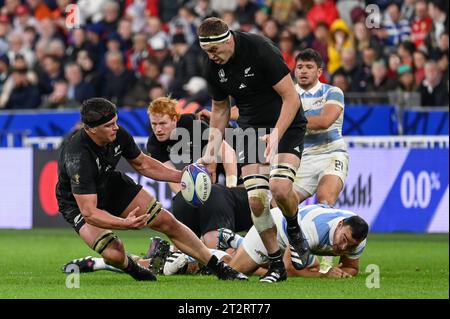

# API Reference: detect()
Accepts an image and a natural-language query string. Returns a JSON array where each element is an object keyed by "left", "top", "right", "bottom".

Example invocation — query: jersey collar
[{"left": 296, "top": 81, "right": 322, "bottom": 96}]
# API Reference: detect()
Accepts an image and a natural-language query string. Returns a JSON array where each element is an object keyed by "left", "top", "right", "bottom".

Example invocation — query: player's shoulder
[
  {"left": 321, "top": 83, "right": 344, "bottom": 96},
  {"left": 177, "top": 113, "right": 196, "bottom": 127},
  {"left": 62, "top": 129, "right": 89, "bottom": 154}
]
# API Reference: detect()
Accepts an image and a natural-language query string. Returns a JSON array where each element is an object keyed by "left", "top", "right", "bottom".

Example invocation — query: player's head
[
  {"left": 294, "top": 48, "right": 323, "bottom": 89},
  {"left": 333, "top": 216, "right": 368, "bottom": 254},
  {"left": 198, "top": 17, "right": 235, "bottom": 65},
  {"left": 147, "top": 96, "right": 179, "bottom": 142},
  {"left": 81, "top": 97, "right": 118, "bottom": 144}
]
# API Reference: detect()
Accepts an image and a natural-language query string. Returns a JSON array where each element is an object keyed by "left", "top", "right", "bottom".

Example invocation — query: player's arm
[
  {"left": 73, "top": 193, "right": 149, "bottom": 230},
  {"left": 282, "top": 249, "right": 324, "bottom": 277},
  {"left": 206, "top": 98, "right": 231, "bottom": 155},
  {"left": 197, "top": 105, "right": 239, "bottom": 121},
  {"left": 272, "top": 74, "right": 301, "bottom": 139},
  {"left": 220, "top": 140, "right": 238, "bottom": 187},
  {"left": 338, "top": 255, "right": 360, "bottom": 276},
  {"left": 163, "top": 160, "right": 182, "bottom": 193},
  {"left": 306, "top": 103, "right": 342, "bottom": 130},
  {"left": 128, "top": 152, "right": 182, "bottom": 183}
]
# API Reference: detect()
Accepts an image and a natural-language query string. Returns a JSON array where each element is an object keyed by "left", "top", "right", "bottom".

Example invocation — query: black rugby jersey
[
  {"left": 146, "top": 114, "right": 209, "bottom": 169},
  {"left": 203, "top": 31, "right": 307, "bottom": 129},
  {"left": 56, "top": 126, "right": 142, "bottom": 206}
]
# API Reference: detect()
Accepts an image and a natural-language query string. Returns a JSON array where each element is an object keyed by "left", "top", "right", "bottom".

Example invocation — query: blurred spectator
[
  {"left": 397, "top": 40, "right": 415, "bottom": 66},
  {"left": 66, "top": 28, "right": 89, "bottom": 62},
  {"left": 7, "top": 31, "right": 35, "bottom": 67},
  {"left": 0, "top": 53, "right": 9, "bottom": 91},
  {"left": 146, "top": 16, "right": 170, "bottom": 52},
  {"left": 311, "top": 21, "right": 329, "bottom": 71},
  {"left": 168, "top": 33, "right": 203, "bottom": 98},
  {"left": 64, "top": 62, "right": 95, "bottom": 103},
  {"left": 12, "top": 4, "right": 39, "bottom": 34},
  {"left": 26, "top": 0, "right": 52, "bottom": 20},
  {"left": 396, "top": 64, "right": 416, "bottom": 92},
  {"left": 23, "top": 25, "right": 38, "bottom": 50},
  {"left": 235, "top": 0, "right": 259, "bottom": 26},
  {"left": 0, "top": 66, "right": 40, "bottom": 109},
  {"left": 124, "top": 58, "right": 162, "bottom": 107},
  {"left": 39, "top": 54, "right": 63, "bottom": 95},
  {"left": 99, "top": 0, "right": 121, "bottom": 35},
  {"left": 355, "top": 46, "right": 379, "bottom": 92},
  {"left": 149, "top": 83, "right": 167, "bottom": 101},
  {"left": 400, "top": 0, "right": 416, "bottom": 22},
  {"left": 417, "top": 60, "right": 448, "bottom": 106},
  {"left": 336, "top": 0, "right": 364, "bottom": 27},
  {"left": 366, "top": 59, "right": 398, "bottom": 102},
  {"left": 106, "top": 31, "right": 123, "bottom": 52},
  {"left": 332, "top": 47, "right": 362, "bottom": 91},
  {"left": 411, "top": 0, "right": 432, "bottom": 49},
  {"left": 292, "top": 16, "right": 314, "bottom": 51},
  {"left": 262, "top": 18, "right": 279, "bottom": 43},
  {"left": 158, "top": 0, "right": 181, "bottom": 23},
  {"left": 169, "top": 6, "right": 200, "bottom": 45},
  {"left": 278, "top": 28, "right": 296, "bottom": 70},
  {"left": 263, "top": 0, "right": 296, "bottom": 25},
  {"left": 102, "top": 50, "right": 137, "bottom": 105},
  {"left": 117, "top": 19, "right": 133, "bottom": 52},
  {"left": 387, "top": 52, "right": 401, "bottom": 81},
  {"left": 76, "top": 49, "right": 103, "bottom": 95},
  {"left": 306, "top": 0, "right": 339, "bottom": 30},
  {"left": 39, "top": 79, "right": 80, "bottom": 109},
  {"left": 424, "top": 0, "right": 448, "bottom": 54},
  {"left": 327, "top": 19, "right": 352, "bottom": 74},
  {"left": 176, "top": 76, "right": 210, "bottom": 114},
  {"left": 85, "top": 23, "right": 107, "bottom": 68},
  {"left": 194, "top": 0, "right": 219, "bottom": 20},
  {"left": 0, "top": 15, "right": 10, "bottom": 54},
  {"left": 413, "top": 49, "right": 427, "bottom": 86},
  {"left": 331, "top": 72, "right": 349, "bottom": 94},
  {"left": 210, "top": 0, "right": 237, "bottom": 16},
  {"left": 126, "top": 32, "right": 150, "bottom": 75},
  {"left": 376, "top": 3, "right": 411, "bottom": 54},
  {"left": 222, "top": 10, "right": 240, "bottom": 31},
  {"left": 159, "top": 63, "right": 175, "bottom": 91},
  {"left": 77, "top": 0, "right": 109, "bottom": 24},
  {"left": 125, "top": 0, "right": 148, "bottom": 33},
  {"left": 353, "top": 21, "right": 382, "bottom": 61}
]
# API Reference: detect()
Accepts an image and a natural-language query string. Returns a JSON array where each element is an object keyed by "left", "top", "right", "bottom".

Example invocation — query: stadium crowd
[{"left": 0, "top": 0, "right": 448, "bottom": 111}]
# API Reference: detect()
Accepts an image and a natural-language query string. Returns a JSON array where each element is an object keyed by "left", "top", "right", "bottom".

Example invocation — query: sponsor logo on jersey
[
  {"left": 244, "top": 66, "right": 254, "bottom": 77},
  {"left": 218, "top": 69, "right": 227, "bottom": 83}
]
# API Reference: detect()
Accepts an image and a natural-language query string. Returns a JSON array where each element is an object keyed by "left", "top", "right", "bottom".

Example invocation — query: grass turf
[{"left": 0, "top": 229, "right": 448, "bottom": 299}]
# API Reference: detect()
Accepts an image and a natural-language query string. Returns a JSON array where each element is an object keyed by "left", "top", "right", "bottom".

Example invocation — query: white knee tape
[
  {"left": 251, "top": 209, "right": 275, "bottom": 233},
  {"left": 270, "top": 163, "right": 297, "bottom": 182}
]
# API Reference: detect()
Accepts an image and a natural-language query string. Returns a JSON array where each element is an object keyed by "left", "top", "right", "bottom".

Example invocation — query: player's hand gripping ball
[{"left": 180, "top": 163, "right": 212, "bottom": 206}]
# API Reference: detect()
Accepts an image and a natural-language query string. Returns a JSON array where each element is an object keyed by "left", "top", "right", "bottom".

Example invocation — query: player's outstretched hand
[
  {"left": 124, "top": 207, "right": 150, "bottom": 229},
  {"left": 196, "top": 109, "right": 211, "bottom": 121},
  {"left": 325, "top": 263, "right": 352, "bottom": 278}
]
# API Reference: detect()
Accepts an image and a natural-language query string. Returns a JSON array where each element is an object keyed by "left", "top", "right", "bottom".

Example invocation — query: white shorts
[
  {"left": 242, "top": 209, "right": 288, "bottom": 266},
  {"left": 294, "top": 151, "right": 349, "bottom": 196}
]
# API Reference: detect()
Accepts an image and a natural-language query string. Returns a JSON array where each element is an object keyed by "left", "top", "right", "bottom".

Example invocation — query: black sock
[
  {"left": 285, "top": 211, "right": 300, "bottom": 232},
  {"left": 268, "top": 249, "right": 284, "bottom": 267},
  {"left": 123, "top": 255, "right": 156, "bottom": 281},
  {"left": 206, "top": 255, "right": 219, "bottom": 270}
]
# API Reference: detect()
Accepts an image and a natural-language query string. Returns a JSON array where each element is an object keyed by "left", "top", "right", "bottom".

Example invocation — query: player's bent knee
[
  {"left": 101, "top": 239, "right": 126, "bottom": 266},
  {"left": 91, "top": 230, "right": 118, "bottom": 254},
  {"left": 243, "top": 174, "right": 270, "bottom": 215},
  {"left": 251, "top": 208, "right": 275, "bottom": 233}
]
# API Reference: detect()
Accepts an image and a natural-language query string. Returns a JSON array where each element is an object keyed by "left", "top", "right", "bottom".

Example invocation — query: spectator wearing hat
[
  {"left": 411, "top": 0, "right": 433, "bottom": 50},
  {"left": 349, "top": 6, "right": 366, "bottom": 25},
  {"left": 396, "top": 64, "right": 416, "bottom": 92},
  {"left": 327, "top": 19, "right": 353, "bottom": 74},
  {"left": 417, "top": 60, "right": 448, "bottom": 106},
  {"left": 168, "top": 33, "right": 203, "bottom": 98}
]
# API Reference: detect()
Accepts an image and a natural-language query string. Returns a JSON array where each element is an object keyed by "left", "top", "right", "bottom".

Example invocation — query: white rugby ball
[{"left": 180, "top": 163, "right": 212, "bottom": 207}]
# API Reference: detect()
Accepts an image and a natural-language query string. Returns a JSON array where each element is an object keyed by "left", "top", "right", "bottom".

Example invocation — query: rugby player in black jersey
[
  {"left": 197, "top": 17, "right": 310, "bottom": 283},
  {"left": 56, "top": 97, "right": 247, "bottom": 281}
]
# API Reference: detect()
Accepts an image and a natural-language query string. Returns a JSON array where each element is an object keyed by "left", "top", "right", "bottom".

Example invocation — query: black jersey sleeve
[
  {"left": 118, "top": 126, "right": 142, "bottom": 159},
  {"left": 257, "top": 38, "right": 290, "bottom": 86},
  {"left": 65, "top": 149, "right": 97, "bottom": 195}
]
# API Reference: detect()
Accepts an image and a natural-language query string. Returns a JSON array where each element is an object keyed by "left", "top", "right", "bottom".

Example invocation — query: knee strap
[
  {"left": 146, "top": 198, "right": 163, "bottom": 226},
  {"left": 270, "top": 163, "right": 297, "bottom": 182},
  {"left": 243, "top": 175, "right": 274, "bottom": 232},
  {"left": 91, "top": 230, "right": 118, "bottom": 254}
]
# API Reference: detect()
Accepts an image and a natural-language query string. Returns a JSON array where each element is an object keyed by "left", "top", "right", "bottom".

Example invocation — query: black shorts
[
  {"left": 171, "top": 184, "right": 252, "bottom": 237},
  {"left": 59, "top": 171, "right": 143, "bottom": 233},
  {"left": 228, "top": 125, "right": 306, "bottom": 165}
]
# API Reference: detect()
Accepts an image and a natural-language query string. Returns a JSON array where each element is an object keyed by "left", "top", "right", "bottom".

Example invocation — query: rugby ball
[{"left": 180, "top": 164, "right": 212, "bottom": 206}]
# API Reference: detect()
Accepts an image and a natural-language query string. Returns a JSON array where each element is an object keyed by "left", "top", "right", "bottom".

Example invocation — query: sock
[
  {"left": 268, "top": 249, "right": 284, "bottom": 267},
  {"left": 123, "top": 255, "right": 156, "bottom": 281},
  {"left": 94, "top": 258, "right": 123, "bottom": 272},
  {"left": 206, "top": 255, "right": 220, "bottom": 271},
  {"left": 285, "top": 211, "right": 300, "bottom": 233},
  {"left": 230, "top": 233, "right": 244, "bottom": 249}
]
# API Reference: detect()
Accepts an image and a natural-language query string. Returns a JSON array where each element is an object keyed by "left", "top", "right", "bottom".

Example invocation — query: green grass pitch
[{"left": 0, "top": 229, "right": 448, "bottom": 299}]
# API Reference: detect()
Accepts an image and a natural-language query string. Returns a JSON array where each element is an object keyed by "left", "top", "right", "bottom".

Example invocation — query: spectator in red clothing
[
  {"left": 307, "top": 0, "right": 339, "bottom": 30},
  {"left": 410, "top": 0, "right": 432, "bottom": 50},
  {"left": 26, "top": 0, "right": 53, "bottom": 21}
]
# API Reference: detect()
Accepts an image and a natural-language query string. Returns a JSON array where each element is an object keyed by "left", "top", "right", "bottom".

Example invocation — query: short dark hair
[
  {"left": 343, "top": 216, "right": 369, "bottom": 241},
  {"left": 80, "top": 98, "right": 117, "bottom": 127},
  {"left": 295, "top": 48, "right": 323, "bottom": 68},
  {"left": 198, "top": 17, "right": 229, "bottom": 37}
]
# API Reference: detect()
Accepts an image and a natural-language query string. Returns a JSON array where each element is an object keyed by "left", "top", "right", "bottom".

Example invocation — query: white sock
[{"left": 230, "top": 234, "right": 244, "bottom": 249}]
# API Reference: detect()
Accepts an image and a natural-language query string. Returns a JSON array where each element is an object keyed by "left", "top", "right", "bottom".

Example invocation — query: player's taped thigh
[
  {"left": 145, "top": 197, "right": 163, "bottom": 226},
  {"left": 91, "top": 230, "right": 118, "bottom": 254},
  {"left": 269, "top": 163, "right": 297, "bottom": 183},
  {"left": 243, "top": 174, "right": 274, "bottom": 232}
]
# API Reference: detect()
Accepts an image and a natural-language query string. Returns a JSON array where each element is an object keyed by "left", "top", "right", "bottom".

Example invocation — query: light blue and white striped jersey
[
  {"left": 280, "top": 204, "right": 366, "bottom": 259},
  {"left": 295, "top": 81, "right": 347, "bottom": 156}
]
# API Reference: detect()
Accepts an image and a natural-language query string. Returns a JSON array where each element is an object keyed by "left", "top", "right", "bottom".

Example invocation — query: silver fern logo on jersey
[{"left": 218, "top": 69, "right": 227, "bottom": 83}]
